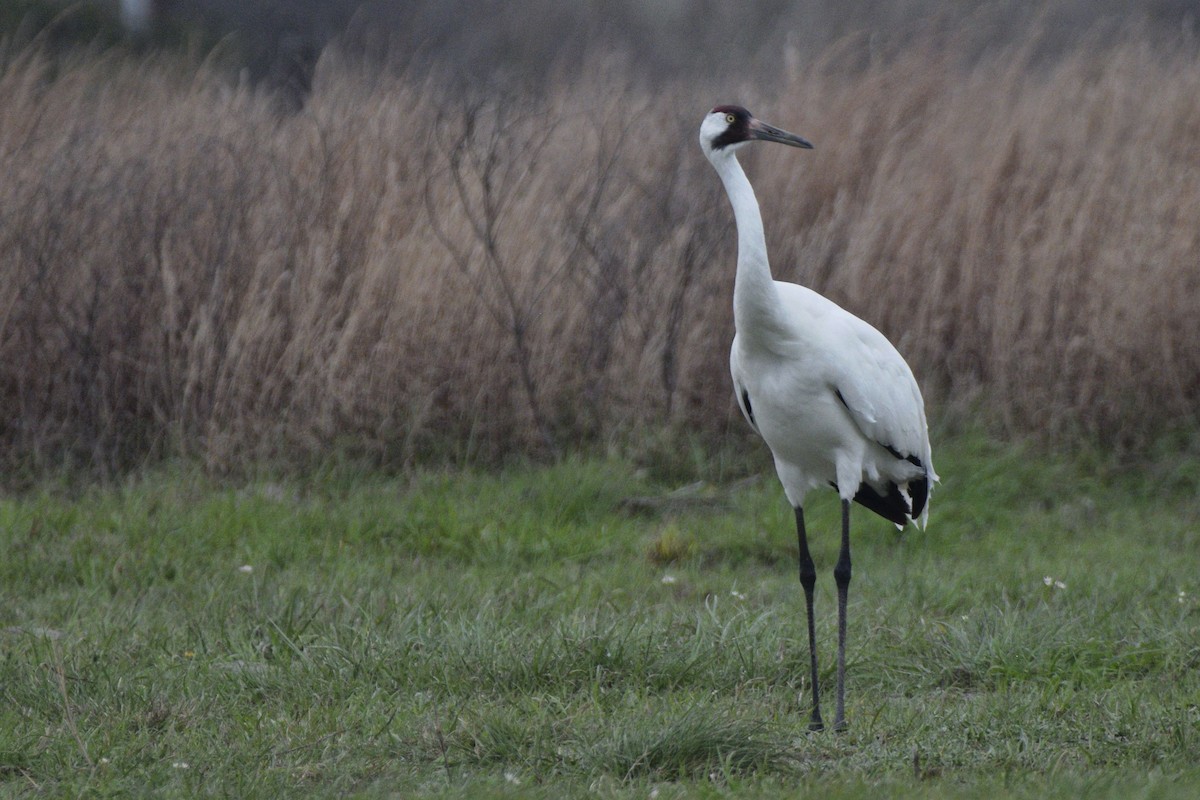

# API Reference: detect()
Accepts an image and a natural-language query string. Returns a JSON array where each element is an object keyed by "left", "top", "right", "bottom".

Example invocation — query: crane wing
[
  {"left": 828, "top": 314, "right": 938, "bottom": 525},
  {"left": 831, "top": 321, "right": 931, "bottom": 469},
  {"left": 774, "top": 282, "right": 932, "bottom": 473}
]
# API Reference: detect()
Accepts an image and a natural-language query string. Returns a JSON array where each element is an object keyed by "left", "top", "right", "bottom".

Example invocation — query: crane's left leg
[{"left": 833, "top": 498, "right": 852, "bottom": 731}]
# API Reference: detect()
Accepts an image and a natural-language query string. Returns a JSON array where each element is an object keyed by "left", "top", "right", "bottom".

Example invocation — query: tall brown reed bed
[{"left": 1, "top": 34, "right": 1197, "bottom": 474}]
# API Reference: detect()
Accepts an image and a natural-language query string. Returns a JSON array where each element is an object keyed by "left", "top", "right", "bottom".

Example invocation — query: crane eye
[{"left": 725, "top": 113, "right": 736, "bottom": 124}]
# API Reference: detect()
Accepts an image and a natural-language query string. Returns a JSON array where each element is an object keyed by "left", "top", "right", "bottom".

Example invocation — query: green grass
[{"left": 2, "top": 434, "right": 1199, "bottom": 797}]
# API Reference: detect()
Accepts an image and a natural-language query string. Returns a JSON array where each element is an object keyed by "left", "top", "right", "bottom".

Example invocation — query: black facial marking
[{"left": 710, "top": 105, "right": 752, "bottom": 150}]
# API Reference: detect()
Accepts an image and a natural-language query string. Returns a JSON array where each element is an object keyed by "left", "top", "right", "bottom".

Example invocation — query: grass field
[{"left": 2, "top": 432, "right": 1198, "bottom": 797}]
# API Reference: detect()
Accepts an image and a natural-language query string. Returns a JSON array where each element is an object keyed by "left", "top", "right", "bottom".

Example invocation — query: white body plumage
[{"left": 731, "top": 280, "right": 934, "bottom": 524}]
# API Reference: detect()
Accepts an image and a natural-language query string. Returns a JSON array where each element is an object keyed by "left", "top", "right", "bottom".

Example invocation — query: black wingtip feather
[
  {"left": 909, "top": 475, "right": 929, "bottom": 519},
  {"left": 851, "top": 481, "right": 911, "bottom": 527}
]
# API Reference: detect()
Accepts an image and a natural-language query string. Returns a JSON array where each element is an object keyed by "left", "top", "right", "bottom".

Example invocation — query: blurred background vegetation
[
  {"left": 8, "top": 1, "right": 1199, "bottom": 80},
  {"left": 1, "top": 1, "right": 1199, "bottom": 477}
]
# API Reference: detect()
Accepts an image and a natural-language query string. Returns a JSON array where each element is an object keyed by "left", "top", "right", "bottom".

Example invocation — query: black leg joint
[
  {"left": 799, "top": 556, "right": 817, "bottom": 592},
  {"left": 833, "top": 551, "right": 851, "bottom": 588}
]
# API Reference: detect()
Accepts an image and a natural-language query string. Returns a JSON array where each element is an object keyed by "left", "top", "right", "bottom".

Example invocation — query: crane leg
[
  {"left": 833, "top": 498, "right": 852, "bottom": 731},
  {"left": 795, "top": 507, "right": 824, "bottom": 731}
]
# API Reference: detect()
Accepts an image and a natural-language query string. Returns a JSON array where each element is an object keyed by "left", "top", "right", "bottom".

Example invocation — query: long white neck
[{"left": 709, "top": 150, "right": 793, "bottom": 349}]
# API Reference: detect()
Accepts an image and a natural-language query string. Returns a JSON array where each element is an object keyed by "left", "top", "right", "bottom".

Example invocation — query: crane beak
[{"left": 749, "top": 118, "right": 814, "bottom": 149}]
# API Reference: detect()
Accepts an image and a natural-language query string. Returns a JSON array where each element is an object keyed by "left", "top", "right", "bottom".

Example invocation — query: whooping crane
[{"left": 699, "top": 106, "right": 938, "bottom": 732}]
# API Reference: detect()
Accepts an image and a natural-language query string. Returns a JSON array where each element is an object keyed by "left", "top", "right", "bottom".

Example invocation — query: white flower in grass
[
  {"left": 504, "top": 770, "right": 521, "bottom": 785},
  {"left": 238, "top": 565, "right": 253, "bottom": 574},
  {"left": 172, "top": 761, "right": 189, "bottom": 769},
  {"left": 1179, "top": 590, "right": 1188, "bottom": 604},
  {"left": 730, "top": 589, "right": 747, "bottom": 601},
  {"left": 661, "top": 575, "right": 677, "bottom": 585},
  {"left": 1043, "top": 576, "right": 1065, "bottom": 590}
]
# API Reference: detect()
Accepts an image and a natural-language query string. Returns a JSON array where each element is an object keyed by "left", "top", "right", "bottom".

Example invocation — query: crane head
[{"left": 699, "top": 105, "right": 813, "bottom": 157}]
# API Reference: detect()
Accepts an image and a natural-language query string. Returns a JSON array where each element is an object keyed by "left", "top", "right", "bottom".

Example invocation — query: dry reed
[{"left": 0, "top": 32, "right": 1197, "bottom": 473}]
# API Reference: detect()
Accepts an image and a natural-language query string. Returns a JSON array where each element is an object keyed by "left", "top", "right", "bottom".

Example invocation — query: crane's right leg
[{"left": 796, "top": 506, "right": 824, "bottom": 731}]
